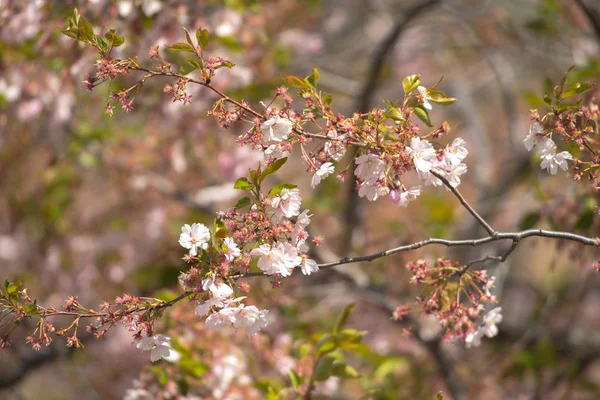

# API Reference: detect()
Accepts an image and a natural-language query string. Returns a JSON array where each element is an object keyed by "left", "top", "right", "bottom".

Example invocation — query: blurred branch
[{"left": 575, "top": 0, "right": 600, "bottom": 40}]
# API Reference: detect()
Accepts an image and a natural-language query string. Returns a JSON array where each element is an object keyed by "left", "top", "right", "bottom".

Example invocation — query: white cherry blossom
[
  {"left": 136, "top": 335, "right": 174, "bottom": 362},
  {"left": 231, "top": 304, "right": 270, "bottom": 337},
  {"left": 441, "top": 162, "right": 468, "bottom": 188},
  {"left": 481, "top": 307, "right": 503, "bottom": 338},
  {"left": 202, "top": 278, "right": 234, "bottom": 299},
  {"left": 524, "top": 121, "right": 544, "bottom": 151},
  {"left": 406, "top": 137, "right": 436, "bottom": 173},
  {"left": 417, "top": 86, "right": 433, "bottom": 110},
  {"left": 465, "top": 330, "right": 482, "bottom": 349},
  {"left": 261, "top": 115, "right": 293, "bottom": 143},
  {"left": 272, "top": 188, "right": 302, "bottom": 220},
  {"left": 443, "top": 137, "right": 468, "bottom": 166},
  {"left": 358, "top": 181, "right": 380, "bottom": 201},
  {"left": 390, "top": 186, "right": 421, "bottom": 208},
  {"left": 355, "top": 154, "right": 386, "bottom": 184},
  {"left": 540, "top": 149, "right": 573, "bottom": 175},
  {"left": 224, "top": 237, "right": 241, "bottom": 261},
  {"left": 299, "top": 255, "right": 319, "bottom": 275},
  {"left": 250, "top": 242, "right": 302, "bottom": 276},
  {"left": 323, "top": 130, "right": 347, "bottom": 161},
  {"left": 179, "top": 223, "right": 211, "bottom": 256},
  {"left": 311, "top": 162, "right": 335, "bottom": 188}
]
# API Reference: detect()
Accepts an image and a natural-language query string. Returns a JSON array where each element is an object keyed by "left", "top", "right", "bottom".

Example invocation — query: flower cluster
[
  {"left": 524, "top": 122, "right": 573, "bottom": 175},
  {"left": 465, "top": 307, "right": 503, "bottom": 348},
  {"left": 406, "top": 259, "right": 499, "bottom": 342},
  {"left": 136, "top": 335, "right": 177, "bottom": 362},
  {"left": 195, "top": 279, "right": 269, "bottom": 338},
  {"left": 163, "top": 78, "right": 193, "bottom": 106}
]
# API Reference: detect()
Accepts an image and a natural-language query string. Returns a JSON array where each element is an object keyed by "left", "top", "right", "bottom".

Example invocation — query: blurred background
[{"left": 1, "top": 0, "right": 600, "bottom": 399}]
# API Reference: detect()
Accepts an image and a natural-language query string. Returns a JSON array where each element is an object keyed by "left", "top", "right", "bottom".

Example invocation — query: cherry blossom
[
  {"left": 299, "top": 255, "right": 319, "bottom": 275},
  {"left": 323, "top": 130, "right": 346, "bottom": 161},
  {"left": 439, "top": 162, "right": 468, "bottom": 188},
  {"left": 465, "top": 307, "right": 503, "bottom": 348},
  {"left": 250, "top": 242, "right": 302, "bottom": 276},
  {"left": 231, "top": 304, "right": 270, "bottom": 337},
  {"left": 202, "top": 278, "right": 234, "bottom": 299},
  {"left": 136, "top": 335, "right": 174, "bottom": 362},
  {"left": 524, "top": 122, "right": 545, "bottom": 151},
  {"left": 418, "top": 86, "right": 433, "bottom": 110},
  {"left": 390, "top": 186, "right": 421, "bottom": 208},
  {"left": 271, "top": 188, "right": 302, "bottom": 220},
  {"left": 224, "top": 237, "right": 241, "bottom": 261},
  {"left": 406, "top": 137, "right": 436, "bottom": 173},
  {"left": 311, "top": 162, "right": 335, "bottom": 188},
  {"left": 178, "top": 223, "right": 211, "bottom": 256},
  {"left": 481, "top": 307, "right": 503, "bottom": 338},
  {"left": 465, "top": 330, "right": 482, "bottom": 349},
  {"left": 355, "top": 154, "right": 386, "bottom": 184},
  {"left": 540, "top": 149, "right": 573, "bottom": 175},
  {"left": 261, "top": 115, "right": 293, "bottom": 143},
  {"left": 357, "top": 181, "right": 381, "bottom": 201},
  {"left": 443, "top": 137, "right": 468, "bottom": 166}
]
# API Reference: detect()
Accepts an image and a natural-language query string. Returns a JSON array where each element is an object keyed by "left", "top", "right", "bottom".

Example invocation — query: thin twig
[{"left": 431, "top": 170, "right": 496, "bottom": 236}]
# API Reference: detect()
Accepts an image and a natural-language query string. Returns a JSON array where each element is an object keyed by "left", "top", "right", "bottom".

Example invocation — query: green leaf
[
  {"left": 234, "top": 177, "right": 254, "bottom": 190},
  {"left": 105, "top": 29, "right": 124, "bottom": 47},
  {"left": 562, "top": 82, "right": 593, "bottom": 99},
  {"left": 268, "top": 183, "right": 297, "bottom": 197},
  {"left": 176, "top": 377, "right": 189, "bottom": 396},
  {"left": 383, "top": 101, "right": 404, "bottom": 123},
  {"left": 555, "top": 100, "right": 582, "bottom": 111},
  {"left": 213, "top": 218, "right": 228, "bottom": 239},
  {"left": 519, "top": 212, "right": 540, "bottom": 230},
  {"left": 288, "top": 370, "right": 302, "bottom": 389},
  {"left": 402, "top": 74, "right": 421, "bottom": 93},
  {"left": 543, "top": 93, "right": 552, "bottom": 107},
  {"left": 196, "top": 28, "right": 210, "bottom": 50},
  {"left": 436, "top": 392, "right": 445, "bottom": 400},
  {"left": 266, "top": 387, "right": 280, "bottom": 400},
  {"left": 323, "top": 93, "right": 333, "bottom": 106},
  {"left": 167, "top": 42, "right": 196, "bottom": 53},
  {"left": 339, "top": 328, "right": 367, "bottom": 344},
  {"left": 183, "top": 28, "right": 194, "bottom": 47},
  {"left": 333, "top": 303, "right": 355, "bottom": 334},
  {"left": 23, "top": 301, "right": 40, "bottom": 317},
  {"left": 427, "top": 89, "right": 456, "bottom": 105},
  {"left": 234, "top": 196, "right": 252, "bottom": 209},
  {"left": 248, "top": 169, "right": 259, "bottom": 185},
  {"left": 306, "top": 66, "right": 320, "bottom": 87},
  {"left": 412, "top": 105, "right": 432, "bottom": 127},
  {"left": 284, "top": 76, "right": 311, "bottom": 90},
  {"left": 73, "top": 8, "right": 81, "bottom": 25},
  {"left": 179, "top": 357, "right": 208, "bottom": 378},
  {"left": 313, "top": 357, "right": 335, "bottom": 382},
  {"left": 215, "top": 60, "right": 235, "bottom": 69},
  {"left": 331, "top": 362, "right": 359, "bottom": 379},
  {"left": 6, "top": 282, "right": 18, "bottom": 295},
  {"left": 316, "top": 333, "right": 338, "bottom": 356},
  {"left": 95, "top": 35, "right": 108, "bottom": 53},
  {"left": 187, "top": 59, "right": 203, "bottom": 71},
  {"left": 258, "top": 157, "right": 288, "bottom": 184},
  {"left": 77, "top": 15, "right": 95, "bottom": 41},
  {"left": 60, "top": 28, "right": 80, "bottom": 41}
]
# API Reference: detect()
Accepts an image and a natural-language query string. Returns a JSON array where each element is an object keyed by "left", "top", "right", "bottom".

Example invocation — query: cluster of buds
[
  {"left": 95, "top": 57, "right": 130, "bottom": 81},
  {"left": 406, "top": 258, "right": 500, "bottom": 345},
  {"left": 163, "top": 78, "right": 192, "bottom": 105}
]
